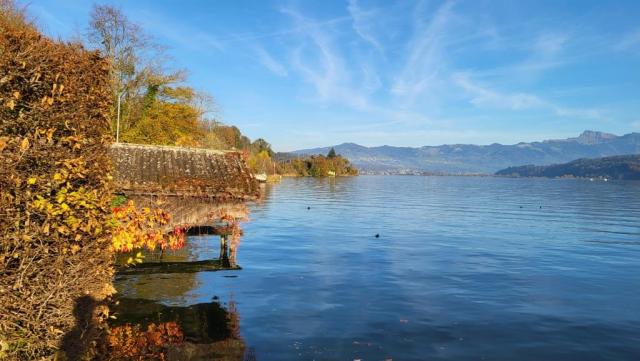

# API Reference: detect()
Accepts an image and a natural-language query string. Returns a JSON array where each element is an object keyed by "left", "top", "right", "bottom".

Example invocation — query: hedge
[{"left": 0, "top": 5, "right": 114, "bottom": 359}]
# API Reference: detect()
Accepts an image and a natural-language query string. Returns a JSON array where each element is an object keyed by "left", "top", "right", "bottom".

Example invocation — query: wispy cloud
[
  {"left": 615, "top": 29, "right": 640, "bottom": 52},
  {"left": 280, "top": 5, "right": 439, "bottom": 126},
  {"left": 135, "top": 10, "right": 225, "bottom": 53},
  {"left": 453, "top": 72, "right": 602, "bottom": 119},
  {"left": 465, "top": 31, "right": 571, "bottom": 84},
  {"left": 255, "top": 46, "right": 288, "bottom": 77},
  {"left": 391, "top": 1, "right": 454, "bottom": 105},
  {"left": 283, "top": 7, "right": 371, "bottom": 110},
  {"left": 534, "top": 32, "right": 569, "bottom": 56},
  {"left": 29, "top": 4, "right": 72, "bottom": 37},
  {"left": 347, "top": 0, "right": 383, "bottom": 51},
  {"left": 453, "top": 72, "right": 544, "bottom": 110}
]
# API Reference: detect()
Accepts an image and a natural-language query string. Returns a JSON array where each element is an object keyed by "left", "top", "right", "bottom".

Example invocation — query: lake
[{"left": 113, "top": 176, "right": 640, "bottom": 360}]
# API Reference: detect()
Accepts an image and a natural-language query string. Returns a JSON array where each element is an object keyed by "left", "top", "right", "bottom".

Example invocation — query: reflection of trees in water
[
  {"left": 114, "top": 198, "right": 251, "bottom": 297},
  {"left": 109, "top": 297, "right": 251, "bottom": 360},
  {"left": 107, "top": 321, "right": 185, "bottom": 360},
  {"left": 109, "top": 195, "right": 255, "bottom": 359},
  {"left": 110, "top": 196, "right": 254, "bottom": 359}
]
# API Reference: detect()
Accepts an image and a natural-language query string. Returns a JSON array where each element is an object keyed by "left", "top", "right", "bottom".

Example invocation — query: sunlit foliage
[
  {"left": 277, "top": 154, "right": 359, "bottom": 177},
  {"left": 107, "top": 322, "right": 184, "bottom": 360},
  {"left": 0, "top": 2, "right": 114, "bottom": 358},
  {"left": 111, "top": 200, "right": 185, "bottom": 259}
]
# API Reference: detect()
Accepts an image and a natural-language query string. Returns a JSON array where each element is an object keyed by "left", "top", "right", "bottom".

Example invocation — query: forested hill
[
  {"left": 495, "top": 154, "right": 640, "bottom": 180},
  {"left": 293, "top": 131, "right": 640, "bottom": 174}
]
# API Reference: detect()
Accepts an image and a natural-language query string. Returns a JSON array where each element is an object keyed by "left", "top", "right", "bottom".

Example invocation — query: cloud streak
[
  {"left": 347, "top": 0, "right": 383, "bottom": 51},
  {"left": 615, "top": 29, "right": 640, "bottom": 52},
  {"left": 255, "top": 46, "right": 288, "bottom": 77},
  {"left": 391, "top": 1, "right": 454, "bottom": 105},
  {"left": 453, "top": 72, "right": 602, "bottom": 119},
  {"left": 283, "top": 7, "right": 372, "bottom": 110}
]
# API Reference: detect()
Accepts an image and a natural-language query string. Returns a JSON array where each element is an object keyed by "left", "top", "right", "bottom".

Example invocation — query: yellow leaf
[
  {"left": 12, "top": 91, "right": 20, "bottom": 99},
  {"left": 6, "top": 99, "right": 15, "bottom": 110},
  {"left": 27, "top": 177, "right": 36, "bottom": 185},
  {"left": 20, "top": 138, "right": 29, "bottom": 151},
  {"left": 47, "top": 97, "right": 54, "bottom": 106}
]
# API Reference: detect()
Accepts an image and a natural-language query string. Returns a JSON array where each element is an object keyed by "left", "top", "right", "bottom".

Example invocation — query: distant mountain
[
  {"left": 495, "top": 154, "right": 640, "bottom": 180},
  {"left": 292, "top": 131, "right": 640, "bottom": 174}
]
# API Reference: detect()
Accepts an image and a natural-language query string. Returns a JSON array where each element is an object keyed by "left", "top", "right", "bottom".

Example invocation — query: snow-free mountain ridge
[{"left": 292, "top": 131, "right": 640, "bottom": 174}]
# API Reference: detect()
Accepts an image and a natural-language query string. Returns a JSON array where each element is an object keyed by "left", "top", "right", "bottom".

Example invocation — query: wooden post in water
[
  {"left": 220, "top": 234, "right": 228, "bottom": 260},
  {"left": 229, "top": 241, "right": 237, "bottom": 268}
]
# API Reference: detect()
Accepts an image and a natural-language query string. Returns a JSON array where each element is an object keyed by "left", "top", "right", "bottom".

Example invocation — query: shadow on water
[
  {"left": 107, "top": 196, "right": 255, "bottom": 359},
  {"left": 117, "top": 258, "right": 241, "bottom": 275},
  {"left": 109, "top": 297, "right": 253, "bottom": 361},
  {"left": 110, "top": 230, "right": 252, "bottom": 359},
  {"left": 116, "top": 228, "right": 242, "bottom": 275}
]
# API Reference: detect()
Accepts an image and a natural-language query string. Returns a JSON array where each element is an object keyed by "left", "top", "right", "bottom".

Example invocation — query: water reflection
[
  {"left": 111, "top": 196, "right": 253, "bottom": 360},
  {"left": 110, "top": 297, "right": 250, "bottom": 360},
  {"left": 109, "top": 177, "right": 640, "bottom": 360}
]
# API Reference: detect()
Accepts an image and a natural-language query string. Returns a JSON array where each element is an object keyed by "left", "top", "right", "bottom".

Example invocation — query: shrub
[{"left": 0, "top": 4, "right": 114, "bottom": 359}]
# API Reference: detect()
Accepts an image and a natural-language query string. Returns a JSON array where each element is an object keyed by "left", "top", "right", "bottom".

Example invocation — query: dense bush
[{"left": 0, "top": 4, "right": 114, "bottom": 359}]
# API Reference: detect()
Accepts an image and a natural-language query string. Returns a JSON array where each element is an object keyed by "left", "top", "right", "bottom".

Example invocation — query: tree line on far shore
[{"left": 275, "top": 148, "right": 358, "bottom": 177}]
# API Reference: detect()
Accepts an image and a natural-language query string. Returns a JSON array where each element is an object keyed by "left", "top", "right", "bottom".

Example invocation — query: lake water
[{"left": 113, "top": 176, "right": 640, "bottom": 360}]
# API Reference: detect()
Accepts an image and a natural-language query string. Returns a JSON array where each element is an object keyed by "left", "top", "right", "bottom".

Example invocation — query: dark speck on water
[{"left": 114, "top": 176, "right": 640, "bottom": 360}]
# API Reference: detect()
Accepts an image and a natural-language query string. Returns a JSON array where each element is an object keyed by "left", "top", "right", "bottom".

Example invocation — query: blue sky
[{"left": 28, "top": 0, "right": 640, "bottom": 151}]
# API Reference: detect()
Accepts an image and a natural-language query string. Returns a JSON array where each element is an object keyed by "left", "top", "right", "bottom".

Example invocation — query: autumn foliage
[
  {"left": 0, "top": 4, "right": 114, "bottom": 359},
  {"left": 277, "top": 154, "right": 359, "bottom": 177},
  {"left": 107, "top": 322, "right": 184, "bottom": 360},
  {"left": 111, "top": 200, "right": 185, "bottom": 258}
]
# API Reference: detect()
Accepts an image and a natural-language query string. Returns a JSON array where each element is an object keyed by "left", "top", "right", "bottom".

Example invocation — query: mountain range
[{"left": 292, "top": 131, "right": 640, "bottom": 174}]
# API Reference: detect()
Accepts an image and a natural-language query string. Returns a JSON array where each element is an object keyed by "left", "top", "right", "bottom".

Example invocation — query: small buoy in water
[
  {"left": 307, "top": 206, "right": 311, "bottom": 210},
  {"left": 539, "top": 206, "right": 542, "bottom": 209},
  {"left": 375, "top": 233, "right": 380, "bottom": 238},
  {"left": 519, "top": 206, "right": 523, "bottom": 209}
]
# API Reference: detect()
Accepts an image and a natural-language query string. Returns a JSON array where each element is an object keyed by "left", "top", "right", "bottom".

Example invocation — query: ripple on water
[{"left": 114, "top": 176, "right": 640, "bottom": 360}]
